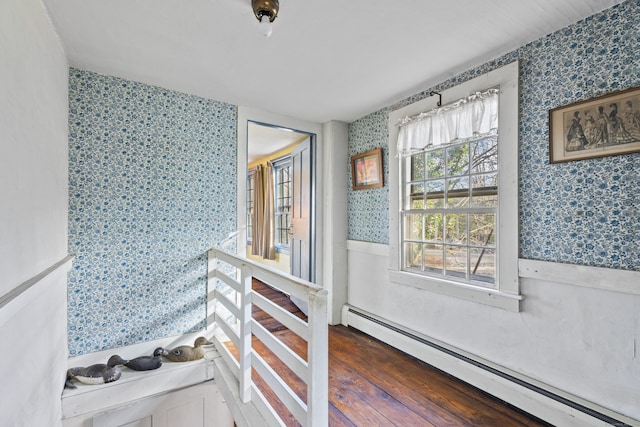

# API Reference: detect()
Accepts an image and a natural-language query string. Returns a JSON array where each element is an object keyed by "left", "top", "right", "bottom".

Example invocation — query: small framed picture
[
  {"left": 549, "top": 86, "right": 640, "bottom": 163},
  {"left": 351, "top": 148, "right": 383, "bottom": 190}
]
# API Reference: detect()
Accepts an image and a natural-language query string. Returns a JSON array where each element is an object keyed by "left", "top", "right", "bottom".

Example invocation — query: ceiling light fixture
[{"left": 252, "top": 0, "right": 279, "bottom": 37}]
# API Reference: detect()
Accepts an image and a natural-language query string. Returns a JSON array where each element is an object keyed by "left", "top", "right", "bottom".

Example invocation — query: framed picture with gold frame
[
  {"left": 549, "top": 86, "right": 640, "bottom": 163},
  {"left": 351, "top": 148, "right": 383, "bottom": 190}
]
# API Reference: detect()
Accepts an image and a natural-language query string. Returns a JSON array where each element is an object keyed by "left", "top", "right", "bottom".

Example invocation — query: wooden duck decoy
[
  {"left": 163, "top": 337, "right": 212, "bottom": 362},
  {"left": 118, "top": 347, "right": 167, "bottom": 371},
  {"left": 65, "top": 355, "right": 127, "bottom": 389}
]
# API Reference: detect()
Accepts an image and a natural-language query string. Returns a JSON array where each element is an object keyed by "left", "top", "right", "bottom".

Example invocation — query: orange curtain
[
  {"left": 251, "top": 163, "right": 276, "bottom": 260},
  {"left": 251, "top": 165, "right": 264, "bottom": 256},
  {"left": 261, "top": 162, "right": 276, "bottom": 260}
]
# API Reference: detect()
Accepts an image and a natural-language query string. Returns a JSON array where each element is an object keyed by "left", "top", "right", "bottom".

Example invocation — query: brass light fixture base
[{"left": 252, "top": 0, "right": 279, "bottom": 23}]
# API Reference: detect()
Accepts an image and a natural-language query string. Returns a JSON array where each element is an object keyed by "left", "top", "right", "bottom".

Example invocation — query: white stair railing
[{"left": 207, "top": 248, "right": 328, "bottom": 427}]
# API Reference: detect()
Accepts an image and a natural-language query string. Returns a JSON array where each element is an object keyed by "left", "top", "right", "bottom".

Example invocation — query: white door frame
[{"left": 237, "top": 107, "right": 324, "bottom": 289}]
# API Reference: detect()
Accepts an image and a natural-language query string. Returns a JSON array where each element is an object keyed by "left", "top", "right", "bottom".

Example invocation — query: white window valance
[{"left": 396, "top": 88, "right": 499, "bottom": 155}]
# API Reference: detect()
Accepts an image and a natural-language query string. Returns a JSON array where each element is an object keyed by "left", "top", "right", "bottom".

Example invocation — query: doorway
[
  {"left": 238, "top": 108, "right": 349, "bottom": 325},
  {"left": 245, "top": 121, "right": 316, "bottom": 284}
]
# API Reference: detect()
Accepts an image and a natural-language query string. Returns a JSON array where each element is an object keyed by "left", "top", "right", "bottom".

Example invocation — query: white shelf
[{"left": 62, "top": 335, "right": 217, "bottom": 419}]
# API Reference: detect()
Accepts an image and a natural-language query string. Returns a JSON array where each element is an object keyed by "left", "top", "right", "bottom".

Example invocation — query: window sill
[{"left": 388, "top": 269, "right": 522, "bottom": 312}]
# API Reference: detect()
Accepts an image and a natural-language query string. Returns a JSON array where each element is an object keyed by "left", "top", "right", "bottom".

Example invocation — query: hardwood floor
[{"left": 236, "top": 279, "right": 552, "bottom": 426}]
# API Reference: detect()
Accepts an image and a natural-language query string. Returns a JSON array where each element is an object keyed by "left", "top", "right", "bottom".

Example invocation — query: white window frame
[
  {"left": 247, "top": 168, "right": 256, "bottom": 245},
  {"left": 388, "top": 61, "right": 522, "bottom": 311},
  {"left": 273, "top": 155, "right": 292, "bottom": 254}
]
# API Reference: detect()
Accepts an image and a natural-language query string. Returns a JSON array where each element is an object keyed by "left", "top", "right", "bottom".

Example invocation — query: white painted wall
[
  {"left": 347, "top": 241, "right": 640, "bottom": 420},
  {"left": 0, "top": 261, "right": 72, "bottom": 426},
  {"left": 0, "top": 0, "right": 69, "bottom": 297},
  {"left": 322, "top": 121, "right": 348, "bottom": 324},
  {"left": 0, "top": 0, "right": 69, "bottom": 425}
]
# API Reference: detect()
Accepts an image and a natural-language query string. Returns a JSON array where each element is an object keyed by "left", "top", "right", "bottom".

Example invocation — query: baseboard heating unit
[{"left": 341, "top": 305, "right": 638, "bottom": 427}]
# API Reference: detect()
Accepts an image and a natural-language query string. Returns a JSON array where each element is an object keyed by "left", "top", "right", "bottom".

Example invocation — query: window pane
[
  {"left": 247, "top": 174, "right": 254, "bottom": 241},
  {"left": 446, "top": 144, "right": 469, "bottom": 177},
  {"left": 410, "top": 153, "right": 425, "bottom": 181},
  {"left": 444, "top": 245, "right": 467, "bottom": 278},
  {"left": 470, "top": 214, "right": 495, "bottom": 246},
  {"left": 426, "top": 148, "right": 445, "bottom": 178},
  {"left": 445, "top": 214, "right": 468, "bottom": 244},
  {"left": 470, "top": 173, "right": 497, "bottom": 207},
  {"left": 424, "top": 214, "right": 443, "bottom": 242},
  {"left": 425, "top": 179, "right": 445, "bottom": 208},
  {"left": 404, "top": 242, "right": 423, "bottom": 270},
  {"left": 282, "top": 212, "right": 290, "bottom": 244},
  {"left": 404, "top": 214, "right": 423, "bottom": 241},
  {"left": 399, "top": 125, "right": 501, "bottom": 288},
  {"left": 406, "top": 183, "right": 425, "bottom": 209},
  {"left": 275, "top": 163, "right": 292, "bottom": 247},
  {"left": 471, "top": 137, "right": 498, "bottom": 173},
  {"left": 470, "top": 247, "right": 496, "bottom": 284},
  {"left": 423, "top": 244, "right": 443, "bottom": 273},
  {"left": 446, "top": 177, "right": 469, "bottom": 207}
]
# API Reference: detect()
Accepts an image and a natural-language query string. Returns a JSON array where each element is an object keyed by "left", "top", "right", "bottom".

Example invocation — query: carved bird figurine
[
  {"left": 114, "top": 347, "right": 167, "bottom": 371},
  {"left": 163, "top": 337, "right": 212, "bottom": 362},
  {"left": 65, "top": 355, "right": 127, "bottom": 389}
]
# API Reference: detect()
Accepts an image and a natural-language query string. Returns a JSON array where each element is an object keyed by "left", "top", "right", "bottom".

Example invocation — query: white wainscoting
[
  {"left": 519, "top": 258, "right": 640, "bottom": 295},
  {"left": 345, "top": 239, "right": 640, "bottom": 424},
  {"left": 0, "top": 256, "right": 73, "bottom": 427}
]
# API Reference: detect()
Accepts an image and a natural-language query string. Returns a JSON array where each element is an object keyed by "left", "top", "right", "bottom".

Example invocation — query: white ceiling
[
  {"left": 247, "top": 122, "right": 308, "bottom": 163},
  {"left": 43, "top": 0, "right": 623, "bottom": 124}
]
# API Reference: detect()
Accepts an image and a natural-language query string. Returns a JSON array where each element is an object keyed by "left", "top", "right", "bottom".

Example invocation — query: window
[
  {"left": 403, "top": 131, "right": 498, "bottom": 285},
  {"left": 388, "top": 61, "right": 521, "bottom": 311},
  {"left": 273, "top": 156, "right": 292, "bottom": 253},
  {"left": 247, "top": 169, "right": 255, "bottom": 244}
]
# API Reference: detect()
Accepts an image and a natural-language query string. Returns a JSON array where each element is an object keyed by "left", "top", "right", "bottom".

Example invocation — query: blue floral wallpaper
[
  {"left": 348, "top": 0, "right": 639, "bottom": 271},
  {"left": 68, "top": 69, "right": 237, "bottom": 355},
  {"left": 348, "top": 109, "right": 391, "bottom": 243}
]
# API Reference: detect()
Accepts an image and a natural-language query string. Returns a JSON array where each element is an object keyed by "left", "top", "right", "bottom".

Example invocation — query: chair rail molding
[
  {"left": 0, "top": 255, "right": 73, "bottom": 327},
  {"left": 519, "top": 259, "right": 640, "bottom": 296}
]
